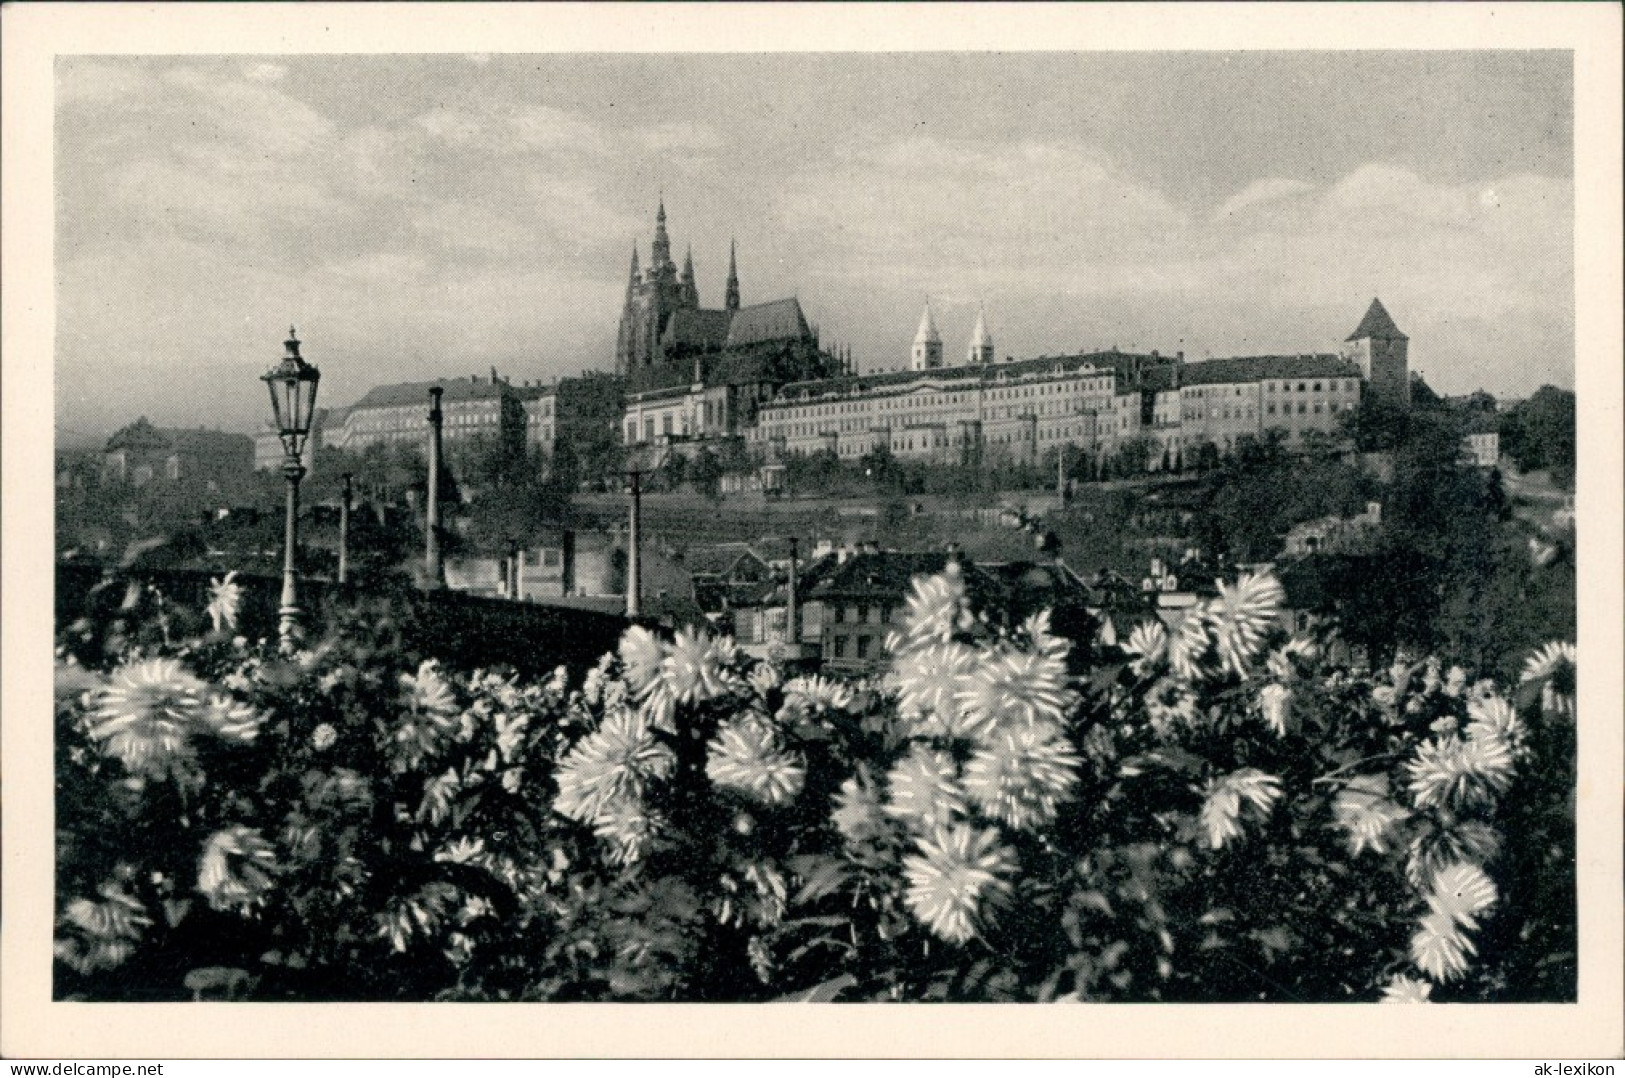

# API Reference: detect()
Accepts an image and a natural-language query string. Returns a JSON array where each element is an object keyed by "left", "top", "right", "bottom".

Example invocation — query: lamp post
[
  {"left": 425, "top": 386, "right": 445, "bottom": 590},
  {"left": 261, "top": 327, "right": 321, "bottom": 646},
  {"left": 338, "top": 472, "right": 353, "bottom": 586}
]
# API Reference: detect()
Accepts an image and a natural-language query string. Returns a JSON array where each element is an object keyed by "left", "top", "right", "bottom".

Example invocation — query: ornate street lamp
[{"left": 261, "top": 327, "right": 320, "bottom": 645}]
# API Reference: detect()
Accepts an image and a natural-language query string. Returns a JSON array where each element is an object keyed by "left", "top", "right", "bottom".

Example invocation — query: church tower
[
  {"left": 911, "top": 302, "right": 943, "bottom": 371},
  {"left": 1345, "top": 297, "right": 1410, "bottom": 409},
  {"left": 680, "top": 245, "right": 700, "bottom": 307},
  {"left": 967, "top": 305, "right": 994, "bottom": 365},
  {"left": 725, "top": 240, "right": 741, "bottom": 312}
]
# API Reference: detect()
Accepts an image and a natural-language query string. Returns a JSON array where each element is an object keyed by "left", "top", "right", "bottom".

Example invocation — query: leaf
[
  {"left": 773, "top": 974, "right": 859, "bottom": 1003},
  {"left": 791, "top": 858, "right": 852, "bottom": 906}
]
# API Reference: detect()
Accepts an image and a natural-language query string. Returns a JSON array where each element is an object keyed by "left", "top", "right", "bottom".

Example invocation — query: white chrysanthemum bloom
[
  {"left": 197, "top": 825, "right": 278, "bottom": 911},
  {"left": 1199, "top": 768, "right": 1283, "bottom": 850},
  {"left": 892, "top": 641, "right": 983, "bottom": 739},
  {"left": 1520, "top": 640, "right": 1576, "bottom": 718},
  {"left": 198, "top": 694, "right": 263, "bottom": 744},
  {"left": 1265, "top": 636, "right": 1318, "bottom": 682},
  {"left": 402, "top": 660, "right": 458, "bottom": 716},
  {"left": 592, "top": 800, "right": 663, "bottom": 865},
  {"left": 784, "top": 674, "right": 855, "bottom": 713},
  {"left": 747, "top": 662, "right": 784, "bottom": 698},
  {"left": 1466, "top": 694, "right": 1525, "bottom": 756},
  {"left": 55, "top": 884, "right": 152, "bottom": 974},
  {"left": 89, "top": 658, "right": 208, "bottom": 778},
  {"left": 1332, "top": 774, "right": 1408, "bottom": 855},
  {"left": 1405, "top": 733, "right": 1514, "bottom": 810},
  {"left": 552, "top": 710, "right": 676, "bottom": 824},
  {"left": 1410, "top": 908, "right": 1475, "bottom": 983},
  {"left": 435, "top": 836, "right": 486, "bottom": 865},
  {"left": 1420, "top": 658, "right": 1443, "bottom": 697},
  {"left": 1427, "top": 861, "right": 1498, "bottom": 931},
  {"left": 885, "top": 745, "right": 967, "bottom": 830},
  {"left": 581, "top": 653, "right": 614, "bottom": 706},
  {"left": 1123, "top": 621, "right": 1168, "bottom": 678},
  {"left": 962, "top": 721, "right": 1080, "bottom": 830},
  {"left": 832, "top": 773, "right": 888, "bottom": 844},
  {"left": 706, "top": 716, "right": 806, "bottom": 806},
  {"left": 659, "top": 627, "right": 734, "bottom": 707},
  {"left": 956, "top": 646, "right": 1071, "bottom": 735},
  {"left": 1405, "top": 823, "right": 1503, "bottom": 891},
  {"left": 617, "top": 626, "right": 666, "bottom": 695},
  {"left": 310, "top": 723, "right": 338, "bottom": 751},
  {"left": 1167, "top": 612, "right": 1212, "bottom": 682},
  {"left": 1258, "top": 682, "right": 1295, "bottom": 737},
  {"left": 1380, "top": 974, "right": 1434, "bottom": 1003},
  {"left": 206, "top": 572, "right": 242, "bottom": 635},
  {"left": 902, "top": 824, "right": 1018, "bottom": 944},
  {"left": 1443, "top": 666, "right": 1469, "bottom": 697},
  {"left": 900, "top": 565, "right": 970, "bottom": 645},
  {"left": 1207, "top": 571, "right": 1284, "bottom": 677}
]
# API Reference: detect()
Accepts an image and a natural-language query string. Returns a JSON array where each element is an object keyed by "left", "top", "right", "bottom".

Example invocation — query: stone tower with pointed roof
[
  {"left": 911, "top": 302, "right": 944, "bottom": 371},
  {"left": 1344, "top": 297, "right": 1409, "bottom": 410},
  {"left": 968, "top": 305, "right": 994, "bottom": 365}
]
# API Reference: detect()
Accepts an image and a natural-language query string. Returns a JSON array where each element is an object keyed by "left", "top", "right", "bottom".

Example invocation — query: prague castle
[{"left": 748, "top": 298, "right": 1406, "bottom": 470}]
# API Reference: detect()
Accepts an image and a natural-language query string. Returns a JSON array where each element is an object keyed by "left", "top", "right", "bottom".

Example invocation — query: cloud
[
  {"left": 1213, "top": 177, "right": 1315, "bottom": 221},
  {"left": 244, "top": 62, "right": 287, "bottom": 83}
]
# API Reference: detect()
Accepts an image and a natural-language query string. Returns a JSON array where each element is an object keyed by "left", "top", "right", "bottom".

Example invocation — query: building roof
[
  {"left": 683, "top": 542, "right": 770, "bottom": 578},
  {"left": 725, "top": 298, "right": 812, "bottom": 347},
  {"left": 352, "top": 377, "right": 513, "bottom": 409},
  {"left": 969, "top": 307, "right": 992, "bottom": 349},
  {"left": 664, "top": 308, "right": 734, "bottom": 352},
  {"left": 807, "top": 550, "right": 1004, "bottom": 606},
  {"left": 105, "top": 417, "right": 172, "bottom": 452},
  {"left": 1178, "top": 354, "right": 1362, "bottom": 387},
  {"left": 915, "top": 303, "right": 941, "bottom": 346},
  {"left": 1347, "top": 297, "right": 1408, "bottom": 342},
  {"left": 106, "top": 417, "right": 251, "bottom": 457},
  {"left": 768, "top": 348, "right": 1176, "bottom": 406}
]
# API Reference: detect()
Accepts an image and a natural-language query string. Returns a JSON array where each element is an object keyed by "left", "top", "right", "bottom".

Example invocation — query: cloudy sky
[{"left": 55, "top": 51, "right": 1573, "bottom": 440}]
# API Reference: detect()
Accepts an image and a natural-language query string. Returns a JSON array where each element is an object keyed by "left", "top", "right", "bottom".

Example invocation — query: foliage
[
  {"left": 55, "top": 562, "right": 1575, "bottom": 1003},
  {"left": 1499, "top": 386, "right": 1575, "bottom": 491}
]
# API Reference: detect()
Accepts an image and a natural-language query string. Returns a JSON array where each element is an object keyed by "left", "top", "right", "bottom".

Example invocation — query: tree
[
  {"left": 689, "top": 448, "right": 724, "bottom": 501},
  {"left": 1500, "top": 386, "right": 1575, "bottom": 490}
]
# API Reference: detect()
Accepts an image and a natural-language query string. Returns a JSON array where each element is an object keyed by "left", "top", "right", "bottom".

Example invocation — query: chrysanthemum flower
[
  {"left": 900, "top": 565, "right": 970, "bottom": 645},
  {"left": 963, "top": 721, "right": 1080, "bottom": 830},
  {"left": 618, "top": 626, "right": 667, "bottom": 695},
  {"left": 1123, "top": 621, "right": 1168, "bottom": 677},
  {"left": 1520, "top": 640, "right": 1576, "bottom": 718},
  {"left": 832, "top": 773, "right": 888, "bottom": 844},
  {"left": 902, "top": 824, "right": 1018, "bottom": 944},
  {"left": 1405, "top": 733, "right": 1514, "bottom": 810},
  {"left": 784, "top": 674, "right": 854, "bottom": 713},
  {"left": 892, "top": 641, "right": 982, "bottom": 739},
  {"left": 552, "top": 709, "right": 676, "bottom": 824},
  {"left": 1258, "top": 682, "right": 1295, "bottom": 737},
  {"left": 1264, "top": 636, "right": 1318, "bottom": 683},
  {"left": 884, "top": 745, "right": 967, "bottom": 830},
  {"left": 747, "top": 662, "right": 784, "bottom": 698},
  {"left": 1426, "top": 861, "right": 1498, "bottom": 931},
  {"left": 89, "top": 658, "right": 207, "bottom": 778},
  {"left": 402, "top": 660, "right": 458, "bottom": 716},
  {"left": 592, "top": 799, "right": 664, "bottom": 865},
  {"left": 55, "top": 884, "right": 152, "bottom": 974},
  {"left": 1144, "top": 680, "right": 1202, "bottom": 741},
  {"left": 1466, "top": 694, "right": 1525, "bottom": 756},
  {"left": 198, "top": 694, "right": 263, "bottom": 744},
  {"left": 659, "top": 627, "right": 734, "bottom": 707},
  {"left": 705, "top": 716, "right": 806, "bottom": 806},
  {"left": 956, "top": 647, "right": 1071, "bottom": 734},
  {"left": 1206, "top": 571, "right": 1284, "bottom": 677},
  {"left": 1199, "top": 768, "right": 1282, "bottom": 850},
  {"left": 1332, "top": 774, "right": 1408, "bottom": 856},
  {"left": 206, "top": 572, "right": 242, "bottom": 635},
  {"left": 197, "top": 825, "right": 278, "bottom": 911},
  {"left": 1410, "top": 908, "right": 1475, "bottom": 982},
  {"left": 1167, "top": 612, "right": 1212, "bottom": 682},
  {"left": 1405, "top": 822, "right": 1503, "bottom": 891},
  {"left": 1380, "top": 974, "right": 1434, "bottom": 1003}
]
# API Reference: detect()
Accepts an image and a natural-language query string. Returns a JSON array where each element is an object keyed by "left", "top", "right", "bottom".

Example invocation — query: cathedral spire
[
  {"left": 725, "top": 238, "right": 741, "bottom": 312},
  {"left": 680, "top": 244, "right": 699, "bottom": 306},
  {"left": 651, "top": 196, "right": 672, "bottom": 268},
  {"left": 911, "top": 300, "right": 943, "bottom": 371},
  {"left": 968, "top": 303, "right": 994, "bottom": 364},
  {"left": 629, "top": 243, "right": 640, "bottom": 282}
]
